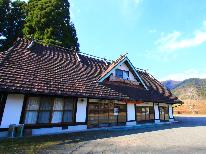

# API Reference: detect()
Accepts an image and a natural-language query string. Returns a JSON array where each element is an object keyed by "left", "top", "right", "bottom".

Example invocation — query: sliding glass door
[
  {"left": 87, "top": 100, "right": 126, "bottom": 128},
  {"left": 136, "top": 106, "right": 154, "bottom": 123},
  {"left": 159, "top": 106, "right": 169, "bottom": 121}
]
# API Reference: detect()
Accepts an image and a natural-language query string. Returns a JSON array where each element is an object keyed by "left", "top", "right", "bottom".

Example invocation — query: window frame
[
  {"left": 0, "top": 93, "right": 7, "bottom": 125},
  {"left": 115, "top": 69, "right": 129, "bottom": 79},
  {"left": 136, "top": 106, "right": 154, "bottom": 122},
  {"left": 23, "top": 96, "right": 77, "bottom": 126},
  {"left": 62, "top": 98, "right": 76, "bottom": 123},
  {"left": 115, "top": 69, "right": 123, "bottom": 79},
  {"left": 159, "top": 106, "right": 169, "bottom": 121}
]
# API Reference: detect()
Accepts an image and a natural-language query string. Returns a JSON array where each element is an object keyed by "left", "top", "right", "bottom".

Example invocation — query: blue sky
[{"left": 70, "top": 0, "right": 206, "bottom": 81}]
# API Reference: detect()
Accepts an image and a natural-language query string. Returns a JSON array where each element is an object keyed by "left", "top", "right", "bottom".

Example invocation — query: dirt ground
[{"left": 37, "top": 116, "right": 206, "bottom": 154}]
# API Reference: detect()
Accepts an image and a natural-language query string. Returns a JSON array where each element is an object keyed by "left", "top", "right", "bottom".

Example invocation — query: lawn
[
  {"left": 0, "top": 132, "right": 85, "bottom": 154},
  {"left": 0, "top": 130, "right": 112, "bottom": 154}
]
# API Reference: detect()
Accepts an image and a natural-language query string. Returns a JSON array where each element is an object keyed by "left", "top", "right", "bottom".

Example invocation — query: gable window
[
  {"left": 24, "top": 96, "right": 76, "bottom": 125},
  {"left": 115, "top": 69, "right": 129, "bottom": 79}
]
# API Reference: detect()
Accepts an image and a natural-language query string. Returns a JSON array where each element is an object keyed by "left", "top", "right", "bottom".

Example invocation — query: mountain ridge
[
  {"left": 162, "top": 80, "right": 182, "bottom": 90},
  {"left": 162, "top": 78, "right": 206, "bottom": 100}
]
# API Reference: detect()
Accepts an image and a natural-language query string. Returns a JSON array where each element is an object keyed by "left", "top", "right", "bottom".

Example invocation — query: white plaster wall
[
  {"left": 169, "top": 104, "right": 174, "bottom": 119},
  {"left": 111, "top": 63, "right": 137, "bottom": 81},
  {"left": 76, "top": 98, "right": 87, "bottom": 122},
  {"left": 0, "top": 94, "right": 24, "bottom": 128},
  {"left": 154, "top": 103, "right": 160, "bottom": 123},
  {"left": 32, "top": 125, "right": 87, "bottom": 135},
  {"left": 127, "top": 103, "right": 135, "bottom": 121}
]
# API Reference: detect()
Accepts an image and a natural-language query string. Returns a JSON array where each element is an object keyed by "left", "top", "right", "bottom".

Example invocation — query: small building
[{"left": 0, "top": 38, "right": 181, "bottom": 137}]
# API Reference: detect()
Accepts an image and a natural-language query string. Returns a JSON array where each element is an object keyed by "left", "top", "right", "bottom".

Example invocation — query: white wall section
[
  {"left": 0, "top": 94, "right": 24, "bottom": 128},
  {"left": 76, "top": 98, "right": 87, "bottom": 122},
  {"left": 169, "top": 104, "right": 174, "bottom": 122},
  {"left": 154, "top": 103, "right": 160, "bottom": 123},
  {"left": 127, "top": 103, "right": 136, "bottom": 122}
]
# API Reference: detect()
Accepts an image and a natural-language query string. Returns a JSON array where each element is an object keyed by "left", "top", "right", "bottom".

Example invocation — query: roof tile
[{"left": 0, "top": 38, "right": 181, "bottom": 103}]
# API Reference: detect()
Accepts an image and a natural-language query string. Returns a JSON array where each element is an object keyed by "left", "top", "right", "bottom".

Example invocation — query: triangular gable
[{"left": 99, "top": 55, "right": 148, "bottom": 90}]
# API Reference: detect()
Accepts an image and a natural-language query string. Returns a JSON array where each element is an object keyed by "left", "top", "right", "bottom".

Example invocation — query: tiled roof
[{"left": 0, "top": 38, "right": 181, "bottom": 104}]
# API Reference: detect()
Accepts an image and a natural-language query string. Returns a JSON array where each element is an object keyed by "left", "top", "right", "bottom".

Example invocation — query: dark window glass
[
  {"left": 63, "top": 111, "right": 73, "bottom": 122},
  {"left": 63, "top": 98, "right": 75, "bottom": 122},
  {"left": 115, "top": 69, "right": 123, "bottom": 78},
  {"left": 38, "top": 111, "right": 50, "bottom": 123},
  {"left": 39, "top": 98, "right": 52, "bottom": 110},
  {"left": 64, "top": 103, "right": 73, "bottom": 110}
]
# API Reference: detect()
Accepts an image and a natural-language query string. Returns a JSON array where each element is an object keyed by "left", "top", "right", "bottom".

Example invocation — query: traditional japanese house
[{"left": 0, "top": 38, "right": 182, "bottom": 137}]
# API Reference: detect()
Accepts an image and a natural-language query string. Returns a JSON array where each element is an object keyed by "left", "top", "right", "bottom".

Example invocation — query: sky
[{"left": 70, "top": 0, "right": 206, "bottom": 81}]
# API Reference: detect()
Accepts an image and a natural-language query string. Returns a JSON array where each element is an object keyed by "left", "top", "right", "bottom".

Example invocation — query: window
[
  {"left": 159, "top": 106, "right": 169, "bottom": 121},
  {"left": 115, "top": 69, "right": 123, "bottom": 78},
  {"left": 52, "top": 98, "right": 64, "bottom": 123},
  {"left": 136, "top": 106, "right": 154, "bottom": 122},
  {"left": 115, "top": 69, "right": 129, "bottom": 79},
  {"left": 123, "top": 71, "right": 129, "bottom": 79},
  {"left": 24, "top": 97, "right": 40, "bottom": 124},
  {"left": 87, "top": 100, "right": 127, "bottom": 128},
  {"left": 24, "top": 96, "right": 76, "bottom": 125},
  {"left": 38, "top": 97, "right": 53, "bottom": 123},
  {"left": 63, "top": 98, "right": 75, "bottom": 122}
]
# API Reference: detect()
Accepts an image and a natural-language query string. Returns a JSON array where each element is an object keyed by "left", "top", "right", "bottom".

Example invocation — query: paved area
[{"left": 41, "top": 116, "right": 206, "bottom": 154}]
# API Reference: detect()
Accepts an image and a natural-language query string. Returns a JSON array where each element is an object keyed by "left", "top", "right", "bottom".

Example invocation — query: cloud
[
  {"left": 156, "top": 21, "right": 206, "bottom": 52},
  {"left": 160, "top": 69, "right": 206, "bottom": 81},
  {"left": 123, "top": 0, "right": 142, "bottom": 7},
  {"left": 132, "top": 0, "right": 142, "bottom": 5},
  {"left": 145, "top": 49, "right": 177, "bottom": 62},
  {"left": 149, "top": 29, "right": 157, "bottom": 33},
  {"left": 121, "top": 0, "right": 142, "bottom": 18},
  {"left": 145, "top": 20, "right": 206, "bottom": 61}
]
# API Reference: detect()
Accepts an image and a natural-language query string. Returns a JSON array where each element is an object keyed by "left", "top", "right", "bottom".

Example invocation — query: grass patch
[
  {"left": 0, "top": 130, "right": 111, "bottom": 154},
  {"left": 0, "top": 133, "right": 84, "bottom": 154}
]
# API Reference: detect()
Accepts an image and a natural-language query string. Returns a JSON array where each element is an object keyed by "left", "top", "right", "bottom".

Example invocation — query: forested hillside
[{"left": 162, "top": 78, "right": 206, "bottom": 114}]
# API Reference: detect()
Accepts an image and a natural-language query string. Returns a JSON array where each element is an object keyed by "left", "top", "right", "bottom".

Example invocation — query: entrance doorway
[
  {"left": 136, "top": 106, "right": 154, "bottom": 123},
  {"left": 87, "top": 99, "right": 126, "bottom": 128},
  {"left": 159, "top": 106, "right": 169, "bottom": 121}
]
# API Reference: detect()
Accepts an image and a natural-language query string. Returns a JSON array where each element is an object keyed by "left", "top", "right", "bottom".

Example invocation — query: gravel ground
[{"left": 41, "top": 116, "right": 206, "bottom": 154}]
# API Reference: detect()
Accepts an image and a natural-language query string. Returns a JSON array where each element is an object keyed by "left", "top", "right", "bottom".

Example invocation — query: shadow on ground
[
  {"left": 2, "top": 116, "right": 206, "bottom": 154},
  {"left": 44, "top": 116, "right": 206, "bottom": 146}
]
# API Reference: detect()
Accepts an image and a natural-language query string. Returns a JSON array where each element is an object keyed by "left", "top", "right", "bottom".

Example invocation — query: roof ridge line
[
  {"left": 33, "top": 39, "right": 74, "bottom": 52},
  {"left": 113, "top": 52, "right": 128, "bottom": 64},
  {"left": 25, "top": 38, "right": 112, "bottom": 63},
  {"left": 78, "top": 51, "right": 112, "bottom": 63}
]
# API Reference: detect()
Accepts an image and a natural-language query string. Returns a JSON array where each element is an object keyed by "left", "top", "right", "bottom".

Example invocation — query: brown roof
[{"left": 0, "top": 38, "right": 181, "bottom": 104}]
